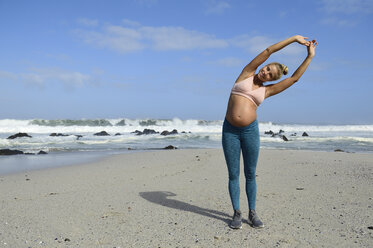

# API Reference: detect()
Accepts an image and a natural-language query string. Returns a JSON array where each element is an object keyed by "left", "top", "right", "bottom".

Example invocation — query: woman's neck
[{"left": 253, "top": 74, "right": 265, "bottom": 86}]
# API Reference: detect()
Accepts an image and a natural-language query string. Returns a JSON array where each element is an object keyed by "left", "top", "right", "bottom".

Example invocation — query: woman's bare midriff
[{"left": 225, "top": 94, "right": 257, "bottom": 127}]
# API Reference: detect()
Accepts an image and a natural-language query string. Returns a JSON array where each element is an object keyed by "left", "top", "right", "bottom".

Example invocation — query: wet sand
[{"left": 0, "top": 149, "right": 372, "bottom": 247}]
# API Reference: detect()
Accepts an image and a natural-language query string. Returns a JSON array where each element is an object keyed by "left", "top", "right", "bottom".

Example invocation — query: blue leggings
[{"left": 222, "top": 119, "right": 260, "bottom": 211}]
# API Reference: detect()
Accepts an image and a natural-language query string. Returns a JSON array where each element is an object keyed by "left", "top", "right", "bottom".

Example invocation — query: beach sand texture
[{"left": 0, "top": 149, "right": 372, "bottom": 247}]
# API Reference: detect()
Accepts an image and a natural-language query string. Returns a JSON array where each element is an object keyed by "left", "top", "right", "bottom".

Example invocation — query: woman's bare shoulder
[{"left": 235, "top": 71, "right": 255, "bottom": 83}]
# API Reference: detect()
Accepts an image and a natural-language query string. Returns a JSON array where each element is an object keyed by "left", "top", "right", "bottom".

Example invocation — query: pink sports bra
[{"left": 231, "top": 76, "right": 266, "bottom": 107}]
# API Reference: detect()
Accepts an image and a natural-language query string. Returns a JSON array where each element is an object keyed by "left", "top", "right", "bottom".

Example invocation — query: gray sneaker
[
  {"left": 248, "top": 210, "right": 264, "bottom": 228},
  {"left": 229, "top": 210, "right": 242, "bottom": 229}
]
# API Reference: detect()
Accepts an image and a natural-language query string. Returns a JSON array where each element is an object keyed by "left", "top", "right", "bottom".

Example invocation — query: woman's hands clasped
[{"left": 294, "top": 35, "right": 317, "bottom": 58}]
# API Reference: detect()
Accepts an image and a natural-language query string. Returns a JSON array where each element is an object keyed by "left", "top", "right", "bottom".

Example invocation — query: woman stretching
[{"left": 222, "top": 35, "right": 317, "bottom": 229}]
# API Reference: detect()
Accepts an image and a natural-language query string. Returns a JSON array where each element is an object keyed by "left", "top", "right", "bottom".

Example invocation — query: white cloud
[
  {"left": 75, "top": 22, "right": 228, "bottom": 53},
  {"left": 279, "top": 11, "right": 288, "bottom": 18},
  {"left": 308, "top": 62, "right": 330, "bottom": 71},
  {"left": 320, "top": 0, "right": 373, "bottom": 14},
  {"left": 74, "top": 28, "right": 144, "bottom": 53},
  {"left": 77, "top": 18, "right": 99, "bottom": 27},
  {"left": 122, "top": 19, "right": 141, "bottom": 27},
  {"left": 230, "top": 35, "right": 306, "bottom": 57},
  {"left": 22, "top": 68, "right": 92, "bottom": 88},
  {"left": 0, "top": 70, "right": 17, "bottom": 80},
  {"left": 0, "top": 68, "right": 96, "bottom": 89},
  {"left": 74, "top": 19, "right": 307, "bottom": 57},
  {"left": 205, "top": 1, "right": 231, "bottom": 15},
  {"left": 320, "top": 17, "right": 357, "bottom": 27},
  {"left": 278, "top": 43, "right": 305, "bottom": 56},
  {"left": 140, "top": 26, "right": 228, "bottom": 50},
  {"left": 106, "top": 25, "right": 142, "bottom": 39},
  {"left": 230, "top": 35, "right": 274, "bottom": 54}
]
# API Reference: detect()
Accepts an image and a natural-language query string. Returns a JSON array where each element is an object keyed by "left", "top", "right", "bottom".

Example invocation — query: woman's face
[{"left": 258, "top": 64, "right": 279, "bottom": 82}]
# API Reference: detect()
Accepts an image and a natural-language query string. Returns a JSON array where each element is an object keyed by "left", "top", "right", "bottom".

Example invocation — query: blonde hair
[{"left": 268, "top": 62, "right": 288, "bottom": 80}]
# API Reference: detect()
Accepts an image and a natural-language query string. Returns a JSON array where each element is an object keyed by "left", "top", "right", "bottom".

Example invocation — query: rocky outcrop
[
  {"left": 264, "top": 130, "right": 288, "bottom": 140},
  {"left": 264, "top": 130, "right": 274, "bottom": 135},
  {"left": 164, "top": 145, "right": 177, "bottom": 149},
  {"left": 50, "top": 133, "right": 69, "bottom": 137},
  {"left": 132, "top": 129, "right": 159, "bottom": 135},
  {"left": 0, "top": 149, "right": 48, "bottom": 155},
  {"left": 7, "top": 133, "right": 32, "bottom": 139},
  {"left": 282, "top": 135, "right": 289, "bottom": 141},
  {"left": 0, "top": 149, "right": 24, "bottom": 155},
  {"left": 264, "top": 129, "right": 309, "bottom": 141},
  {"left": 131, "top": 129, "right": 188, "bottom": 136},
  {"left": 161, "top": 129, "right": 178, "bottom": 136},
  {"left": 94, "top": 131, "right": 110, "bottom": 136}
]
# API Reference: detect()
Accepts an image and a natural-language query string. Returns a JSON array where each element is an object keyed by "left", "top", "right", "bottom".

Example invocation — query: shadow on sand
[{"left": 139, "top": 191, "right": 230, "bottom": 224}]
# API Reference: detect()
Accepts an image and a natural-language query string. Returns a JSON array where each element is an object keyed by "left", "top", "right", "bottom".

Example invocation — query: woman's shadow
[{"left": 139, "top": 191, "right": 231, "bottom": 224}]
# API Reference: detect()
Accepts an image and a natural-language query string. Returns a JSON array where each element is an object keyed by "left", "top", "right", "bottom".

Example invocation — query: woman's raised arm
[
  {"left": 265, "top": 40, "right": 318, "bottom": 98},
  {"left": 239, "top": 35, "right": 310, "bottom": 79}
]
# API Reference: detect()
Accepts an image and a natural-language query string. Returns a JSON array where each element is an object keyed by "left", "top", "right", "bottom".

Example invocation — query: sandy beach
[{"left": 0, "top": 149, "right": 372, "bottom": 247}]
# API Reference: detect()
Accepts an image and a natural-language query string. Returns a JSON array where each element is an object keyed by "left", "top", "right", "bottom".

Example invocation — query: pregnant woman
[{"left": 222, "top": 35, "right": 317, "bottom": 229}]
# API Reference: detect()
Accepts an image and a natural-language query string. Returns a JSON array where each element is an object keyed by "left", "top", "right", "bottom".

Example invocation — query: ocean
[{"left": 1, "top": 118, "right": 372, "bottom": 174}]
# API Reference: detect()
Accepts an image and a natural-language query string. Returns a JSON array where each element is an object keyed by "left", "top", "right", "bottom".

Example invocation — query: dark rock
[
  {"left": 290, "top": 133, "right": 297, "bottom": 136},
  {"left": 115, "top": 133, "right": 122, "bottom": 136},
  {"left": 7, "top": 133, "right": 32, "bottom": 139},
  {"left": 142, "top": 129, "right": 159, "bottom": 135},
  {"left": 75, "top": 135, "right": 83, "bottom": 140},
  {"left": 161, "top": 129, "right": 178, "bottom": 136},
  {"left": 264, "top": 130, "right": 274, "bottom": 135},
  {"left": 161, "top": 131, "right": 170, "bottom": 135},
  {"left": 134, "top": 129, "right": 159, "bottom": 135},
  {"left": 368, "top": 226, "right": 373, "bottom": 230},
  {"left": 334, "top": 149, "right": 344, "bottom": 152},
  {"left": 164, "top": 145, "right": 177, "bottom": 149},
  {"left": 296, "top": 187, "right": 304, "bottom": 190},
  {"left": 302, "top": 132, "right": 309, "bottom": 137},
  {"left": 50, "top": 133, "right": 69, "bottom": 137},
  {"left": 0, "top": 149, "right": 24, "bottom": 155},
  {"left": 181, "top": 131, "right": 186, "bottom": 134},
  {"left": 38, "top": 150, "right": 48, "bottom": 155},
  {"left": 281, "top": 135, "right": 289, "bottom": 141},
  {"left": 24, "top": 152, "right": 36, "bottom": 155},
  {"left": 94, "top": 131, "right": 110, "bottom": 136},
  {"left": 279, "top": 129, "right": 285, "bottom": 134}
]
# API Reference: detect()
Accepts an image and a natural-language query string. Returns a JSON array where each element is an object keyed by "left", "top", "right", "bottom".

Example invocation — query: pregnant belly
[{"left": 225, "top": 94, "right": 257, "bottom": 127}]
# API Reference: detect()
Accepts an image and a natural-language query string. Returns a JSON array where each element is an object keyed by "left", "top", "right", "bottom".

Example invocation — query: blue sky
[{"left": 0, "top": 0, "right": 372, "bottom": 124}]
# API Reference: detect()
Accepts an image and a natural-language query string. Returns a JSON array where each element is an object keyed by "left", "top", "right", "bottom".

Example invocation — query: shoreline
[
  {"left": 1, "top": 146, "right": 371, "bottom": 176},
  {"left": 1, "top": 149, "right": 372, "bottom": 247}
]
